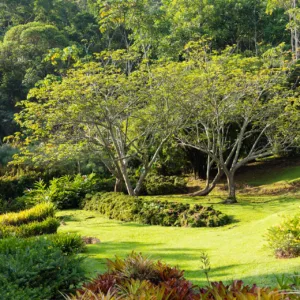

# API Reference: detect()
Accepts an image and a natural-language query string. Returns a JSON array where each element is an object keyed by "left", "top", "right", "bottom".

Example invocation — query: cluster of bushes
[
  {"left": 68, "top": 252, "right": 287, "bottom": 300},
  {"left": 0, "top": 172, "right": 189, "bottom": 213},
  {"left": 0, "top": 234, "right": 86, "bottom": 299},
  {"left": 18, "top": 174, "right": 116, "bottom": 209},
  {"left": 0, "top": 203, "right": 59, "bottom": 238},
  {"left": 266, "top": 213, "right": 300, "bottom": 258},
  {"left": 83, "top": 192, "right": 231, "bottom": 227},
  {"left": 142, "top": 174, "right": 187, "bottom": 195}
]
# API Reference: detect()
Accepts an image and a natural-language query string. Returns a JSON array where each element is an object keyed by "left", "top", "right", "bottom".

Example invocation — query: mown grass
[{"left": 57, "top": 192, "right": 300, "bottom": 288}]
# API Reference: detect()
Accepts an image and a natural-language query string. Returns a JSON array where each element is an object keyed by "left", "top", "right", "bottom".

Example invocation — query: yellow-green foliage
[
  {"left": 0, "top": 217, "right": 60, "bottom": 238},
  {"left": 266, "top": 213, "right": 300, "bottom": 258},
  {"left": 0, "top": 202, "right": 55, "bottom": 226}
]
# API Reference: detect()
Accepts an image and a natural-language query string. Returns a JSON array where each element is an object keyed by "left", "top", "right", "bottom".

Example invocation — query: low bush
[
  {"left": 83, "top": 192, "right": 143, "bottom": 222},
  {"left": 0, "top": 202, "right": 55, "bottom": 226},
  {"left": 0, "top": 237, "right": 86, "bottom": 299},
  {"left": 0, "top": 217, "right": 60, "bottom": 238},
  {"left": 0, "top": 233, "right": 86, "bottom": 255},
  {"left": 143, "top": 174, "right": 187, "bottom": 195},
  {"left": 43, "top": 233, "right": 86, "bottom": 255},
  {"left": 266, "top": 213, "right": 300, "bottom": 258},
  {"left": 83, "top": 192, "right": 231, "bottom": 227},
  {"left": 68, "top": 252, "right": 285, "bottom": 300}
]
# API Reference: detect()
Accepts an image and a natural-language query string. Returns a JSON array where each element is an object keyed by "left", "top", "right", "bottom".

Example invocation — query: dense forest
[{"left": 0, "top": 0, "right": 300, "bottom": 202}]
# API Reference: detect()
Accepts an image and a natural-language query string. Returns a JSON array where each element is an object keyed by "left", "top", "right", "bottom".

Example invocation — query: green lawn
[{"left": 57, "top": 193, "right": 300, "bottom": 288}]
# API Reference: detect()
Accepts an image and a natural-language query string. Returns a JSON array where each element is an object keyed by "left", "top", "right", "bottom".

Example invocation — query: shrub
[
  {"left": 200, "top": 280, "right": 283, "bottom": 299},
  {"left": 0, "top": 202, "right": 55, "bottom": 226},
  {"left": 83, "top": 192, "right": 231, "bottom": 227},
  {"left": 83, "top": 192, "right": 143, "bottom": 222},
  {"left": 20, "top": 173, "right": 113, "bottom": 209},
  {"left": 266, "top": 213, "right": 300, "bottom": 258},
  {"left": 143, "top": 174, "right": 187, "bottom": 195},
  {"left": 43, "top": 233, "right": 86, "bottom": 255},
  {"left": 0, "top": 233, "right": 86, "bottom": 255},
  {"left": 0, "top": 237, "right": 86, "bottom": 299},
  {"left": 0, "top": 217, "right": 60, "bottom": 238},
  {"left": 276, "top": 272, "right": 300, "bottom": 299},
  {"left": 69, "top": 253, "right": 284, "bottom": 300}
]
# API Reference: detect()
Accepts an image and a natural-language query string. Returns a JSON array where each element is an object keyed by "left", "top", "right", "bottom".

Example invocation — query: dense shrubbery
[
  {"left": 0, "top": 196, "right": 26, "bottom": 214},
  {"left": 42, "top": 233, "right": 86, "bottom": 255},
  {"left": 0, "top": 174, "right": 40, "bottom": 213},
  {"left": 0, "top": 217, "right": 60, "bottom": 238},
  {"left": 143, "top": 174, "right": 187, "bottom": 195},
  {"left": 0, "top": 233, "right": 86, "bottom": 255},
  {"left": 68, "top": 252, "right": 285, "bottom": 300},
  {"left": 0, "top": 203, "right": 60, "bottom": 238},
  {"left": 19, "top": 174, "right": 115, "bottom": 209},
  {"left": 19, "top": 174, "right": 97, "bottom": 209},
  {"left": 0, "top": 202, "right": 55, "bottom": 225},
  {"left": 266, "top": 213, "right": 300, "bottom": 258},
  {"left": 83, "top": 192, "right": 231, "bottom": 227},
  {"left": 0, "top": 236, "right": 86, "bottom": 299},
  {"left": 0, "top": 174, "right": 39, "bottom": 201}
]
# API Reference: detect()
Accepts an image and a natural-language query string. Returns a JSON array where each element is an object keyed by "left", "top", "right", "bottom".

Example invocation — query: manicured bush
[
  {"left": 143, "top": 174, "right": 187, "bottom": 195},
  {"left": 0, "top": 237, "right": 86, "bottom": 299},
  {"left": 0, "top": 202, "right": 55, "bottom": 226},
  {"left": 0, "top": 233, "right": 86, "bottom": 255},
  {"left": 83, "top": 192, "right": 231, "bottom": 227},
  {"left": 266, "top": 213, "right": 300, "bottom": 258},
  {"left": 0, "top": 217, "right": 60, "bottom": 238},
  {"left": 68, "top": 252, "right": 284, "bottom": 300},
  {"left": 83, "top": 192, "right": 143, "bottom": 222}
]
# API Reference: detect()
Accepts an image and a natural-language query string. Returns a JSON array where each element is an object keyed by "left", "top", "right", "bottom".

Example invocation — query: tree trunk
[
  {"left": 133, "top": 168, "right": 148, "bottom": 196},
  {"left": 189, "top": 182, "right": 216, "bottom": 196},
  {"left": 121, "top": 169, "right": 134, "bottom": 196},
  {"left": 224, "top": 171, "right": 237, "bottom": 204},
  {"left": 114, "top": 177, "right": 124, "bottom": 193},
  {"left": 189, "top": 169, "right": 222, "bottom": 196}
]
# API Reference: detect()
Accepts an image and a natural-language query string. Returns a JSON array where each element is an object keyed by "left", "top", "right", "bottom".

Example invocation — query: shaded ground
[{"left": 187, "top": 157, "right": 300, "bottom": 196}]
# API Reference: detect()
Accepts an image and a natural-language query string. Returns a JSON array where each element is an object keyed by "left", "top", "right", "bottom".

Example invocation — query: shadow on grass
[
  {"left": 58, "top": 214, "right": 81, "bottom": 222},
  {"left": 81, "top": 241, "right": 298, "bottom": 288}
]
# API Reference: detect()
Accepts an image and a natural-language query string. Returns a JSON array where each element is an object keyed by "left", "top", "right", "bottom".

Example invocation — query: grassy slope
[{"left": 57, "top": 163, "right": 300, "bottom": 287}]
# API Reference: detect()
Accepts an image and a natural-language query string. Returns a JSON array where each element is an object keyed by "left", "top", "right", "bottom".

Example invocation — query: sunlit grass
[{"left": 57, "top": 193, "right": 300, "bottom": 287}]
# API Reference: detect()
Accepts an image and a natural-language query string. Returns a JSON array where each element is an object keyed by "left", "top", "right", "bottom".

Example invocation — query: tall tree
[
  {"left": 176, "top": 42, "right": 299, "bottom": 202},
  {"left": 12, "top": 59, "right": 185, "bottom": 195},
  {"left": 267, "top": 0, "right": 300, "bottom": 59}
]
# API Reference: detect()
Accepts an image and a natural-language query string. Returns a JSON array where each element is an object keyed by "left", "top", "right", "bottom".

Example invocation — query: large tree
[
  {"left": 12, "top": 60, "right": 185, "bottom": 195},
  {"left": 176, "top": 42, "right": 299, "bottom": 202}
]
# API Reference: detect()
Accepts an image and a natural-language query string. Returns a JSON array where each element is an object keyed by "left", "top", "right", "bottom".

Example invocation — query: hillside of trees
[{"left": 0, "top": 0, "right": 300, "bottom": 202}]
